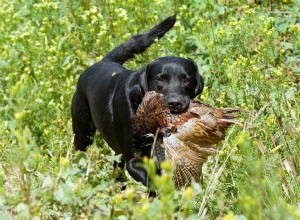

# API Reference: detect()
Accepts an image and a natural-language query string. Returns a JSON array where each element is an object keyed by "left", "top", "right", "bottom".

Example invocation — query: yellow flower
[
  {"left": 222, "top": 211, "right": 236, "bottom": 220},
  {"left": 275, "top": 67, "right": 283, "bottom": 76},
  {"left": 139, "top": 203, "right": 150, "bottom": 214},
  {"left": 113, "top": 194, "right": 123, "bottom": 203},
  {"left": 253, "top": 66, "right": 259, "bottom": 73},
  {"left": 184, "top": 187, "right": 193, "bottom": 200},
  {"left": 227, "top": 73, "right": 233, "bottom": 79},
  {"left": 14, "top": 112, "right": 24, "bottom": 120},
  {"left": 161, "top": 160, "right": 172, "bottom": 172},
  {"left": 60, "top": 157, "right": 69, "bottom": 166}
]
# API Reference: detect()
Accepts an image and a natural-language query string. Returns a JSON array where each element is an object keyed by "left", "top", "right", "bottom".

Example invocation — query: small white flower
[{"left": 90, "top": 6, "right": 97, "bottom": 14}]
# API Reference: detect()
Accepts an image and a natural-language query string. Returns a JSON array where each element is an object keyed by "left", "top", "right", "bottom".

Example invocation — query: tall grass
[{"left": 0, "top": 0, "right": 299, "bottom": 219}]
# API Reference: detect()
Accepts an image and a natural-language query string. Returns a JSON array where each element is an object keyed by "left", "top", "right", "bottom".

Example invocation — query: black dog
[{"left": 71, "top": 15, "right": 204, "bottom": 188}]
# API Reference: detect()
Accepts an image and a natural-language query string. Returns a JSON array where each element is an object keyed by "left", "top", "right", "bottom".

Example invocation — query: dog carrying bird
[{"left": 72, "top": 15, "right": 204, "bottom": 191}]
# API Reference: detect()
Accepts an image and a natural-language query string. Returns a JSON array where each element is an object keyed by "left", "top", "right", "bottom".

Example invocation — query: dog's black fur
[{"left": 71, "top": 15, "right": 204, "bottom": 188}]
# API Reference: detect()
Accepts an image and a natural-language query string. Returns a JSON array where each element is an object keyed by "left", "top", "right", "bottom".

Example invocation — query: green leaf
[
  {"left": 105, "top": 154, "right": 122, "bottom": 163},
  {"left": 58, "top": 36, "right": 67, "bottom": 50},
  {"left": 285, "top": 87, "right": 296, "bottom": 100},
  {"left": 62, "top": 55, "right": 73, "bottom": 67},
  {"left": 116, "top": 215, "right": 128, "bottom": 220},
  {"left": 42, "top": 176, "right": 54, "bottom": 188},
  {"left": 15, "top": 203, "right": 30, "bottom": 220}
]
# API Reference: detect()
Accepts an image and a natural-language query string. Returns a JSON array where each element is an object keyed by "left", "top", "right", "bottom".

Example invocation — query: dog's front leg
[
  {"left": 126, "top": 157, "right": 151, "bottom": 185},
  {"left": 123, "top": 137, "right": 156, "bottom": 194},
  {"left": 126, "top": 157, "right": 156, "bottom": 195}
]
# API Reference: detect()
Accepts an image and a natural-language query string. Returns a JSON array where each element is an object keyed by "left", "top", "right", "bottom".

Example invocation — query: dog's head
[{"left": 143, "top": 57, "right": 204, "bottom": 113}]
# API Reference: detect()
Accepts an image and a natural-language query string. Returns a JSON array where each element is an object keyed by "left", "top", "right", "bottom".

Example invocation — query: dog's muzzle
[{"left": 164, "top": 93, "right": 189, "bottom": 114}]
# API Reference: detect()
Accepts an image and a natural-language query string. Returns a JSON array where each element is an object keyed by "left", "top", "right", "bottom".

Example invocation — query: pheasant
[{"left": 132, "top": 91, "right": 243, "bottom": 189}]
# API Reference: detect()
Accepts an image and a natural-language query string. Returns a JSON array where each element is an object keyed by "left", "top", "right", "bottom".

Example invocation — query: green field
[{"left": 1, "top": 0, "right": 300, "bottom": 219}]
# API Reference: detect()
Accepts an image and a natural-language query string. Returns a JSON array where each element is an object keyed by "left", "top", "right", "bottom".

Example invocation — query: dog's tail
[{"left": 103, "top": 15, "right": 176, "bottom": 65}]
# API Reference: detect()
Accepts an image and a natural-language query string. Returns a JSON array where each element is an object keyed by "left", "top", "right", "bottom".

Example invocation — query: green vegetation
[{"left": 1, "top": 0, "right": 300, "bottom": 219}]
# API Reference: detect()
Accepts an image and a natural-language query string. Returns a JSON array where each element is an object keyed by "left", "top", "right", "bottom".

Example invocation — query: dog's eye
[
  {"left": 182, "top": 77, "right": 191, "bottom": 84},
  {"left": 156, "top": 75, "right": 168, "bottom": 82}
]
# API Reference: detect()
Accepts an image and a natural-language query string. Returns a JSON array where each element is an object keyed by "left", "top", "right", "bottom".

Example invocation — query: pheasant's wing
[
  {"left": 163, "top": 137, "right": 205, "bottom": 189},
  {"left": 172, "top": 159, "right": 202, "bottom": 189},
  {"left": 174, "top": 117, "right": 225, "bottom": 145},
  {"left": 174, "top": 105, "right": 244, "bottom": 145}
]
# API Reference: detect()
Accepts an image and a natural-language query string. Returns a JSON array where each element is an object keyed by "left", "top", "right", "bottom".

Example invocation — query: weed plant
[{"left": 0, "top": 0, "right": 300, "bottom": 219}]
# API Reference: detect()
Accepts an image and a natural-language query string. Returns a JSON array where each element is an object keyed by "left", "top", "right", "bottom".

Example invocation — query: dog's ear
[
  {"left": 128, "top": 84, "right": 144, "bottom": 112},
  {"left": 139, "top": 65, "right": 150, "bottom": 94},
  {"left": 140, "top": 60, "right": 158, "bottom": 93},
  {"left": 193, "top": 62, "right": 204, "bottom": 96},
  {"left": 128, "top": 64, "right": 152, "bottom": 112}
]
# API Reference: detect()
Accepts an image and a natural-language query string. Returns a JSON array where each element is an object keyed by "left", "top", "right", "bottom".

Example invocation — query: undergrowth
[{"left": 0, "top": 0, "right": 300, "bottom": 219}]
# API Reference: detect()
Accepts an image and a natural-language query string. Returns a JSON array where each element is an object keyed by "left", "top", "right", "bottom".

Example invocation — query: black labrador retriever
[{"left": 71, "top": 15, "right": 204, "bottom": 189}]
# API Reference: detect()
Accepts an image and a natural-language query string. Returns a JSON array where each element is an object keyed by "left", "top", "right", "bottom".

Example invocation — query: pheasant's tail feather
[
  {"left": 218, "top": 108, "right": 247, "bottom": 127},
  {"left": 217, "top": 118, "right": 243, "bottom": 127},
  {"left": 222, "top": 108, "right": 251, "bottom": 116}
]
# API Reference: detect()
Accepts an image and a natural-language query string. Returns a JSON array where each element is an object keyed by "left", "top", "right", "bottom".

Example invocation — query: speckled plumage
[{"left": 132, "top": 91, "right": 242, "bottom": 189}]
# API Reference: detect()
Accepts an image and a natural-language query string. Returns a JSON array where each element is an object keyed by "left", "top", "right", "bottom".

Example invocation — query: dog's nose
[
  {"left": 167, "top": 100, "right": 183, "bottom": 109},
  {"left": 167, "top": 99, "right": 184, "bottom": 113},
  {"left": 164, "top": 93, "right": 188, "bottom": 113}
]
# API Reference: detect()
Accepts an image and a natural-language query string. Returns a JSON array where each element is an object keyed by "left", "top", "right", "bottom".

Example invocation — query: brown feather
[{"left": 132, "top": 91, "right": 244, "bottom": 189}]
